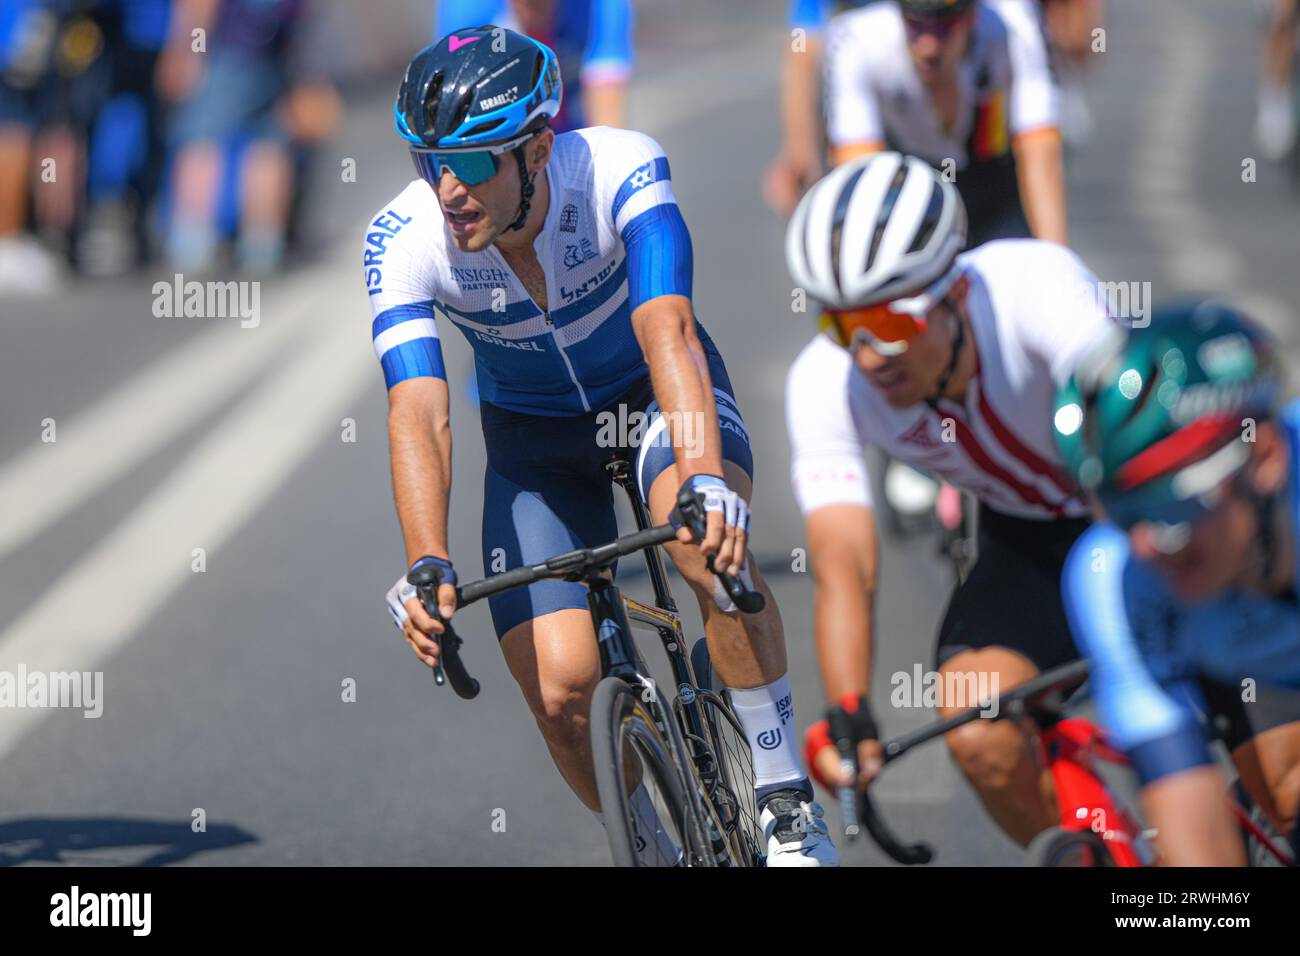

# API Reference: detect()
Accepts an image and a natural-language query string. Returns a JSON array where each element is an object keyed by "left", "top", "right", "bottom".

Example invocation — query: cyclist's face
[
  {"left": 1128, "top": 488, "right": 1250, "bottom": 601},
  {"left": 905, "top": 11, "right": 974, "bottom": 84},
  {"left": 851, "top": 301, "right": 959, "bottom": 408},
  {"left": 434, "top": 132, "right": 552, "bottom": 252},
  {"left": 1128, "top": 423, "right": 1287, "bottom": 600}
]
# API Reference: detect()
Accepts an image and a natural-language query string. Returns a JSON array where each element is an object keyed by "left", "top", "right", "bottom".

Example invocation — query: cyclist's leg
[
  {"left": 636, "top": 339, "right": 811, "bottom": 803},
  {"left": 481, "top": 402, "right": 617, "bottom": 813},
  {"left": 1199, "top": 677, "right": 1300, "bottom": 835},
  {"left": 934, "top": 507, "right": 1089, "bottom": 847}
]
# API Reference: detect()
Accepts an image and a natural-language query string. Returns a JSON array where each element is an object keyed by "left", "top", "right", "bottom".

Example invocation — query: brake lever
[{"left": 671, "top": 487, "right": 766, "bottom": 614}]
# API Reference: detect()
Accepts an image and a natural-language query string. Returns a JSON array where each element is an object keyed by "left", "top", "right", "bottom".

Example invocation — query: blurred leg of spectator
[
  {"left": 1257, "top": 0, "right": 1298, "bottom": 161},
  {"left": 0, "top": 115, "right": 60, "bottom": 295},
  {"left": 167, "top": 139, "right": 221, "bottom": 272},
  {"left": 236, "top": 139, "right": 291, "bottom": 275}
]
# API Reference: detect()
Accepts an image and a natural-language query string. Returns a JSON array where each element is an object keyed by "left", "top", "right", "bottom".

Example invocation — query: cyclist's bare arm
[
  {"left": 829, "top": 141, "right": 885, "bottom": 168},
  {"left": 387, "top": 376, "right": 457, "bottom": 652},
  {"left": 1142, "top": 766, "right": 1248, "bottom": 866},
  {"left": 807, "top": 503, "right": 884, "bottom": 785},
  {"left": 583, "top": 82, "right": 627, "bottom": 128},
  {"left": 1013, "top": 127, "right": 1068, "bottom": 245},
  {"left": 781, "top": 37, "right": 826, "bottom": 174},
  {"left": 1264, "top": 0, "right": 1299, "bottom": 87},
  {"left": 631, "top": 294, "right": 737, "bottom": 563},
  {"left": 807, "top": 504, "right": 878, "bottom": 700}
]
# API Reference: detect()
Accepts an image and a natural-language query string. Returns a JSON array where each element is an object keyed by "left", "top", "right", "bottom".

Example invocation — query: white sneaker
[
  {"left": 760, "top": 791, "right": 839, "bottom": 867},
  {"left": 1255, "top": 83, "right": 1297, "bottom": 162},
  {"left": 0, "top": 234, "right": 62, "bottom": 295}
]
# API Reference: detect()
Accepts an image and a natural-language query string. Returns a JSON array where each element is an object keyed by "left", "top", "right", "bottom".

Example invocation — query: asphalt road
[{"left": 1, "top": 0, "right": 1297, "bottom": 866}]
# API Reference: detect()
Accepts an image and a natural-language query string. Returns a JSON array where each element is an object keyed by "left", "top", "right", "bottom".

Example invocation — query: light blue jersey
[
  {"left": 1062, "top": 400, "right": 1300, "bottom": 784},
  {"left": 364, "top": 126, "right": 692, "bottom": 416}
]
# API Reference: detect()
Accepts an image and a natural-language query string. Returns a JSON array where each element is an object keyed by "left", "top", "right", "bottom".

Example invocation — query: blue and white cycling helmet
[{"left": 395, "top": 25, "right": 562, "bottom": 230}]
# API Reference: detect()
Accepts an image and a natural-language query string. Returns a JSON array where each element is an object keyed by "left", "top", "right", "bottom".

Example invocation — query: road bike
[
  {"left": 409, "top": 453, "right": 766, "bottom": 867},
  {"left": 827, "top": 660, "right": 1295, "bottom": 866}
]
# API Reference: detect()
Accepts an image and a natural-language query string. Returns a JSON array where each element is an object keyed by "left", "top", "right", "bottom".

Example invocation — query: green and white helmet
[{"left": 1053, "top": 298, "right": 1283, "bottom": 532}]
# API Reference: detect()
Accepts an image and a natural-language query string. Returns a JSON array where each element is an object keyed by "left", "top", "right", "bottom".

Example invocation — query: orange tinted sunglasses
[{"left": 820, "top": 303, "right": 925, "bottom": 352}]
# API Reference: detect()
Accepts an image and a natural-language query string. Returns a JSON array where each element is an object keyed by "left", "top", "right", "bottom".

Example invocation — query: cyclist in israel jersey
[
  {"left": 366, "top": 27, "right": 837, "bottom": 866},
  {"left": 825, "top": 0, "right": 1066, "bottom": 248},
  {"left": 786, "top": 153, "right": 1114, "bottom": 850},
  {"left": 1055, "top": 300, "right": 1300, "bottom": 866},
  {"left": 436, "top": 0, "right": 633, "bottom": 132}
]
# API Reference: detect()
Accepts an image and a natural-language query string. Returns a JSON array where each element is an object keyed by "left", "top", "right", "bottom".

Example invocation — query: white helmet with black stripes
[{"left": 785, "top": 152, "right": 967, "bottom": 310}]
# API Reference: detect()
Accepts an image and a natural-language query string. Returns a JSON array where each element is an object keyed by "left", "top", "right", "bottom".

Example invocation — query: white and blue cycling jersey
[
  {"left": 1062, "top": 400, "right": 1300, "bottom": 785},
  {"left": 364, "top": 126, "right": 692, "bottom": 416},
  {"left": 436, "top": 0, "right": 632, "bottom": 132}
]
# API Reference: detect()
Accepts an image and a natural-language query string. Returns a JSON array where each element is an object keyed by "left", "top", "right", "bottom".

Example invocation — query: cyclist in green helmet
[{"left": 1055, "top": 298, "right": 1300, "bottom": 865}]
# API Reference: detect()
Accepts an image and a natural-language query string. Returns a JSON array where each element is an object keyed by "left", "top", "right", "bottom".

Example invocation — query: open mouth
[{"left": 444, "top": 208, "right": 483, "bottom": 233}]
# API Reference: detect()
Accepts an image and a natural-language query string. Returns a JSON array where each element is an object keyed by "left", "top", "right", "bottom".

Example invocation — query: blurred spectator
[
  {"left": 0, "top": 0, "right": 61, "bottom": 294},
  {"left": 436, "top": 0, "right": 633, "bottom": 131},
  {"left": 158, "top": 0, "right": 340, "bottom": 276},
  {"left": 1256, "top": 0, "right": 1297, "bottom": 162},
  {"left": 60, "top": 0, "right": 174, "bottom": 276}
]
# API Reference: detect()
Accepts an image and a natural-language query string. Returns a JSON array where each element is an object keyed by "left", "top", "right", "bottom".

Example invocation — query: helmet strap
[
  {"left": 507, "top": 145, "right": 535, "bottom": 232},
  {"left": 926, "top": 295, "right": 966, "bottom": 409}
]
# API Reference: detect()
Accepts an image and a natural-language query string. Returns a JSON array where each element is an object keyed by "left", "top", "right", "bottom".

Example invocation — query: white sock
[{"left": 728, "top": 673, "right": 809, "bottom": 796}]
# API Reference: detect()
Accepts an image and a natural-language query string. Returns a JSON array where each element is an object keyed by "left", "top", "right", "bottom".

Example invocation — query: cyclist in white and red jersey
[
  {"left": 786, "top": 153, "right": 1114, "bottom": 849},
  {"left": 825, "top": 0, "right": 1067, "bottom": 248}
]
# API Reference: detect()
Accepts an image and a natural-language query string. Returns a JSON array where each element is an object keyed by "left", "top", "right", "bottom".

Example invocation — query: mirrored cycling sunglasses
[
  {"left": 1102, "top": 490, "right": 1222, "bottom": 554},
  {"left": 820, "top": 266, "right": 962, "bottom": 356},
  {"left": 409, "top": 131, "right": 535, "bottom": 187}
]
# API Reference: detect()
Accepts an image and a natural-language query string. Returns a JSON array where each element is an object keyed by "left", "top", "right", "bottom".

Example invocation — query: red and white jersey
[{"left": 786, "top": 239, "right": 1114, "bottom": 521}]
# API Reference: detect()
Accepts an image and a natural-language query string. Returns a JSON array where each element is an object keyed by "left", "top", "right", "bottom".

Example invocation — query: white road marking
[
  {"left": 0, "top": 270, "right": 321, "bottom": 564},
  {"left": 0, "top": 259, "right": 373, "bottom": 759}
]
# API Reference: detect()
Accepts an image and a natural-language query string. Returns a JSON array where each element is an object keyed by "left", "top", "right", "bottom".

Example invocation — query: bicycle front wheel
[
  {"left": 1026, "top": 826, "right": 1115, "bottom": 866},
  {"left": 591, "top": 676, "right": 710, "bottom": 867}
]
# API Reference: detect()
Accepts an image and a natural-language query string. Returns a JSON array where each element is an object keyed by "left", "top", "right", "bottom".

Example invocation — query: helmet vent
[
  {"left": 867, "top": 164, "right": 908, "bottom": 271},
  {"left": 465, "top": 117, "right": 507, "bottom": 137},
  {"left": 907, "top": 180, "right": 943, "bottom": 255},
  {"left": 422, "top": 73, "right": 444, "bottom": 135},
  {"left": 830, "top": 166, "right": 866, "bottom": 296},
  {"left": 449, "top": 86, "right": 475, "bottom": 133},
  {"left": 1121, "top": 365, "right": 1159, "bottom": 425}
]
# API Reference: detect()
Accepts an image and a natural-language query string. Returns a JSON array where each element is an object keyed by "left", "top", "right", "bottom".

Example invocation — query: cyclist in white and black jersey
[
  {"left": 786, "top": 153, "right": 1114, "bottom": 849},
  {"left": 825, "top": 0, "right": 1067, "bottom": 248}
]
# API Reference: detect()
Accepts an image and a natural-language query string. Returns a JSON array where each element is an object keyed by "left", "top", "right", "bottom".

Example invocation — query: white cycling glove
[{"left": 681, "top": 474, "right": 751, "bottom": 534}]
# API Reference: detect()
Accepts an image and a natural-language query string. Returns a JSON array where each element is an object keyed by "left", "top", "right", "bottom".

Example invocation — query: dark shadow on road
[{"left": 0, "top": 817, "right": 257, "bottom": 866}]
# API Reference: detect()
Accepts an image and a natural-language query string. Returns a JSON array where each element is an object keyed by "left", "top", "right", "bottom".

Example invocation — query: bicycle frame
[
  {"left": 587, "top": 453, "right": 752, "bottom": 865},
  {"left": 1036, "top": 717, "right": 1153, "bottom": 866}
]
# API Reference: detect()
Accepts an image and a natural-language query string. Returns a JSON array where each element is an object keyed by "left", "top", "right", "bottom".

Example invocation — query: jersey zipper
[{"left": 535, "top": 211, "right": 591, "bottom": 412}]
